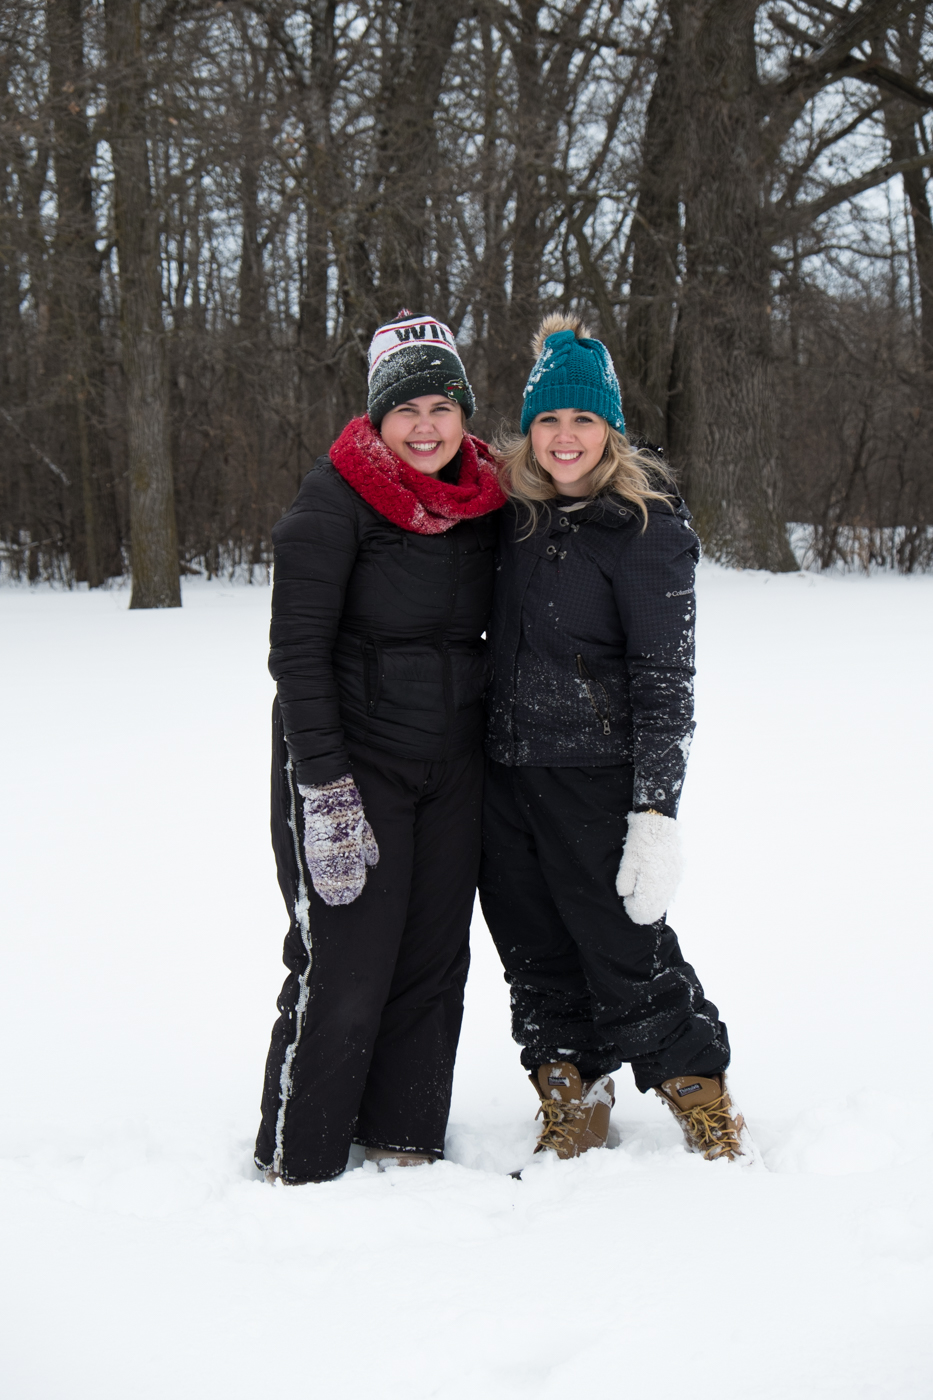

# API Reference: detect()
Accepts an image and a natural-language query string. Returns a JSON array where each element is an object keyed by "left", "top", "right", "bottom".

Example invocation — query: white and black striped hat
[{"left": 367, "top": 310, "right": 475, "bottom": 427}]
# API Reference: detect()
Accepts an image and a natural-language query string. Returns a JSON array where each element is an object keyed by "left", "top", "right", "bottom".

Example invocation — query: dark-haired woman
[
  {"left": 255, "top": 312, "right": 504, "bottom": 1184},
  {"left": 479, "top": 314, "right": 747, "bottom": 1164}
]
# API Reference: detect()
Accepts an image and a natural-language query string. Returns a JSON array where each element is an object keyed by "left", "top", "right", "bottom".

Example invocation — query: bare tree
[
  {"left": 47, "top": 0, "right": 122, "bottom": 586},
  {"left": 622, "top": 0, "right": 933, "bottom": 569},
  {"left": 2, "top": 1, "right": 932, "bottom": 585},
  {"left": 623, "top": 6, "right": 681, "bottom": 449},
  {"left": 105, "top": 0, "right": 180, "bottom": 608},
  {"left": 883, "top": 11, "right": 933, "bottom": 371}
]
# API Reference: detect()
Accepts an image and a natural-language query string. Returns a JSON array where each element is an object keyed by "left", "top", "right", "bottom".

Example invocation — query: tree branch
[
  {"left": 769, "top": 12, "right": 822, "bottom": 50},
  {"left": 0, "top": 407, "right": 71, "bottom": 486},
  {"left": 804, "top": 0, "right": 905, "bottom": 74},
  {"left": 763, "top": 0, "right": 904, "bottom": 103},
  {"left": 774, "top": 147, "right": 933, "bottom": 236},
  {"left": 776, "top": 99, "right": 882, "bottom": 212},
  {"left": 761, "top": 1, "right": 915, "bottom": 166},
  {"left": 852, "top": 61, "right": 933, "bottom": 109}
]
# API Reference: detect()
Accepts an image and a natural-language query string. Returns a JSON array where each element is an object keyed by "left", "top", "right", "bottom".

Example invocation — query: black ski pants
[
  {"left": 478, "top": 760, "right": 730, "bottom": 1092},
  {"left": 255, "top": 703, "right": 482, "bottom": 1183}
]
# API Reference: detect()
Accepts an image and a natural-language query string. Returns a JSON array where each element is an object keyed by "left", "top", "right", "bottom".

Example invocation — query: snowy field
[{"left": 1, "top": 564, "right": 932, "bottom": 1399}]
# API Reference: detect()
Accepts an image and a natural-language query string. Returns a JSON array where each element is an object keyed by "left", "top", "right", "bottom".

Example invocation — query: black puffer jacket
[
  {"left": 270, "top": 458, "right": 498, "bottom": 785},
  {"left": 485, "top": 494, "right": 699, "bottom": 817}
]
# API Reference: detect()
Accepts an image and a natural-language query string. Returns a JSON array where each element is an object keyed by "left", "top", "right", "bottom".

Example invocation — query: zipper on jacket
[
  {"left": 364, "top": 637, "right": 381, "bottom": 715},
  {"left": 575, "top": 653, "right": 611, "bottom": 736}
]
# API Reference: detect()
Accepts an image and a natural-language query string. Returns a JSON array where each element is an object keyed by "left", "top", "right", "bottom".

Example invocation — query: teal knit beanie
[{"left": 520, "top": 316, "right": 625, "bottom": 435}]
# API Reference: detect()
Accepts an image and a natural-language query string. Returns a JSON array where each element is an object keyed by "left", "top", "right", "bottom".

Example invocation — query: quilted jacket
[{"left": 484, "top": 493, "right": 700, "bottom": 817}]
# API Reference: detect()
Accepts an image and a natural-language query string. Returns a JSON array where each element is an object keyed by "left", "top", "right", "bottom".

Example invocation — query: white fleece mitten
[{"left": 615, "top": 810, "right": 684, "bottom": 925}]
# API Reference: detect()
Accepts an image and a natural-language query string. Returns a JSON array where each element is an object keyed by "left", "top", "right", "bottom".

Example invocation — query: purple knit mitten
[{"left": 298, "top": 775, "right": 380, "bottom": 907}]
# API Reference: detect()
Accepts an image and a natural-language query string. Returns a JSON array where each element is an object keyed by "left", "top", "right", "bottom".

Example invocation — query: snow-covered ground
[{"left": 1, "top": 565, "right": 931, "bottom": 1399}]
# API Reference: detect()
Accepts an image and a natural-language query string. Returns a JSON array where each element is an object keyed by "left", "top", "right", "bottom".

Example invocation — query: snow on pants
[
  {"left": 478, "top": 760, "right": 730, "bottom": 1092},
  {"left": 255, "top": 706, "right": 482, "bottom": 1183}
]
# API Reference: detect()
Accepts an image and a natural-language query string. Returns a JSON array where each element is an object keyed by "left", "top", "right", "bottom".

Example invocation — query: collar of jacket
[
  {"left": 525, "top": 492, "right": 688, "bottom": 530},
  {"left": 329, "top": 415, "right": 506, "bottom": 535},
  {"left": 511, "top": 496, "right": 636, "bottom": 547},
  {"left": 555, "top": 496, "right": 633, "bottom": 528},
  {"left": 508, "top": 493, "right": 689, "bottom": 558}
]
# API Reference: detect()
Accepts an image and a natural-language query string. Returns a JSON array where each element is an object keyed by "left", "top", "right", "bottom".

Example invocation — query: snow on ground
[{"left": 1, "top": 564, "right": 931, "bottom": 1399}]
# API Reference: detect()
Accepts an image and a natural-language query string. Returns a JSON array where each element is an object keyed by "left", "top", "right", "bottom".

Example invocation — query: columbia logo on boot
[
  {"left": 548, "top": 1075, "right": 570, "bottom": 1087},
  {"left": 676, "top": 1082, "right": 703, "bottom": 1097}
]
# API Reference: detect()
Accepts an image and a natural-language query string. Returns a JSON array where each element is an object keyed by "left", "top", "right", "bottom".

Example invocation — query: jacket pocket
[
  {"left": 450, "top": 642, "right": 491, "bottom": 712},
  {"left": 363, "top": 638, "right": 382, "bottom": 716},
  {"left": 575, "top": 654, "right": 611, "bottom": 736}
]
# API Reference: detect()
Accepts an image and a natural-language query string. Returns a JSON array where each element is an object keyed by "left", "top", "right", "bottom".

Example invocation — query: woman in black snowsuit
[
  {"left": 479, "top": 314, "right": 746, "bottom": 1163},
  {"left": 255, "top": 312, "right": 504, "bottom": 1184}
]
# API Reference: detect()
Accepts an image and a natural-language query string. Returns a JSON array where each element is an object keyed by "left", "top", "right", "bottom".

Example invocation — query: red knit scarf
[{"left": 329, "top": 415, "right": 505, "bottom": 535}]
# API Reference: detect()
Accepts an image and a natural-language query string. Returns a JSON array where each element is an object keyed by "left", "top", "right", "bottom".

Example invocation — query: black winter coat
[
  {"left": 485, "top": 494, "right": 699, "bottom": 817},
  {"left": 270, "top": 458, "right": 498, "bottom": 785}
]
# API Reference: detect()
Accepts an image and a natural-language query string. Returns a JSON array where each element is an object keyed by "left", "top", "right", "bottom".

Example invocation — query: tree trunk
[
  {"left": 668, "top": 0, "right": 796, "bottom": 571},
  {"left": 883, "top": 17, "right": 933, "bottom": 376},
  {"left": 623, "top": 5, "right": 684, "bottom": 448},
  {"left": 47, "top": 0, "right": 122, "bottom": 586},
  {"left": 233, "top": 25, "right": 268, "bottom": 550},
  {"left": 105, "top": 0, "right": 180, "bottom": 608},
  {"left": 464, "top": 13, "right": 504, "bottom": 436},
  {"left": 491, "top": 0, "right": 548, "bottom": 420},
  {"left": 901, "top": 151, "right": 933, "bottom": 374},
  {"left": 486, "top": 0, "right": 591, "bottom": 426},
  {"left": 298, "top": 0, "right": 338, "bottom": 460},
  {"left": 372, "top": 1, "right": 463, "bottom": 318}
]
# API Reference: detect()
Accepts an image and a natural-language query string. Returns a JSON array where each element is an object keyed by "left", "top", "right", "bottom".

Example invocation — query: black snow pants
[
  {"left": 255, "top": 703, "right": 483, "bottom": 1183},
  {"left": 478, "top": 760, "right": 730, "bottom": 1093}
]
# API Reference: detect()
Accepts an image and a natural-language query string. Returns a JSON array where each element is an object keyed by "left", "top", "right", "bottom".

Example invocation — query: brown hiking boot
[
  {"left": 655, "top": 1074, "right": 745, "bottom": 1160},
  {"left": 531, "top": 1062, "right": 615, "bottom": 1159},
  {"left": 364, "top": 1147, "right": 436, "bottom": 1170}
]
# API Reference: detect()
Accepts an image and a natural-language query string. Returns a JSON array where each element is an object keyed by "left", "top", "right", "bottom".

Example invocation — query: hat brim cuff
[
  {"left": 520, "top": 384, "right": 625, "bottom": 436},
  {"left": 369, "top": 372, "right": 475, "bottom": 427}
]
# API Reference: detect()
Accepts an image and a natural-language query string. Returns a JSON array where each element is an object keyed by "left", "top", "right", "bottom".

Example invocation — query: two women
[{"left": 256, "top": 310, "right": 743, "bottom": 1183}]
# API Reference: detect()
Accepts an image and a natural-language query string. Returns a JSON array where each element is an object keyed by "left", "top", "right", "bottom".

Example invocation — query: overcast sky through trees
[{"left": 2, "top": 1, "right": 932, "bottom": 600}]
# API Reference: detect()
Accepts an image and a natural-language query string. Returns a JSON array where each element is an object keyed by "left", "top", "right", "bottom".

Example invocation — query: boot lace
[
  {"left": 535, "top": 1096, "right": 584, "bottom": 1151},
  {"left": 680, "top": 1092, "right": 743, "bottom": 1160}
]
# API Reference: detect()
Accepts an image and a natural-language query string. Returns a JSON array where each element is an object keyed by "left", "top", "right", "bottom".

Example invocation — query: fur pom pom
[{"left": 531, "top": 312, "right": 594, "bottom": 359}]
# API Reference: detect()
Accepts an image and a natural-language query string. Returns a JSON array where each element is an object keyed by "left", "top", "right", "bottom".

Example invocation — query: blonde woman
[{"left": 479, "top": 314, "right": 747, "bottom": 1163}]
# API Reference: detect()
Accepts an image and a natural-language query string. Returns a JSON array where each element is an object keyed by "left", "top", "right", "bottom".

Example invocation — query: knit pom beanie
[
  {"left": 520, "top": 313, "right": 625, "bottom": 435},
  {"left": 367, "top": 310, "right": 476, "bottom": 427}
]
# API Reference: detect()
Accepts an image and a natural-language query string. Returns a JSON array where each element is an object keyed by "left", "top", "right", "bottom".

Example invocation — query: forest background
[{"left": 2, "top": 0, "right": 933, "bottom": 607}]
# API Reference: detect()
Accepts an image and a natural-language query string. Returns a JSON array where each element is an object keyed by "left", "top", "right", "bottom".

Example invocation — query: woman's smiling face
[
  {"left": 379, "top": 395, "right": 464, "bottom": 475},
  {"left": 529, "top": 408, "right": 608, "bottom": 495}
]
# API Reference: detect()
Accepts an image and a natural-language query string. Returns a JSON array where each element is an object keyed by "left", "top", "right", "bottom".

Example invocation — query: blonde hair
[{"left": 497, "top": 314, "right": 674, "bottom": 535}]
